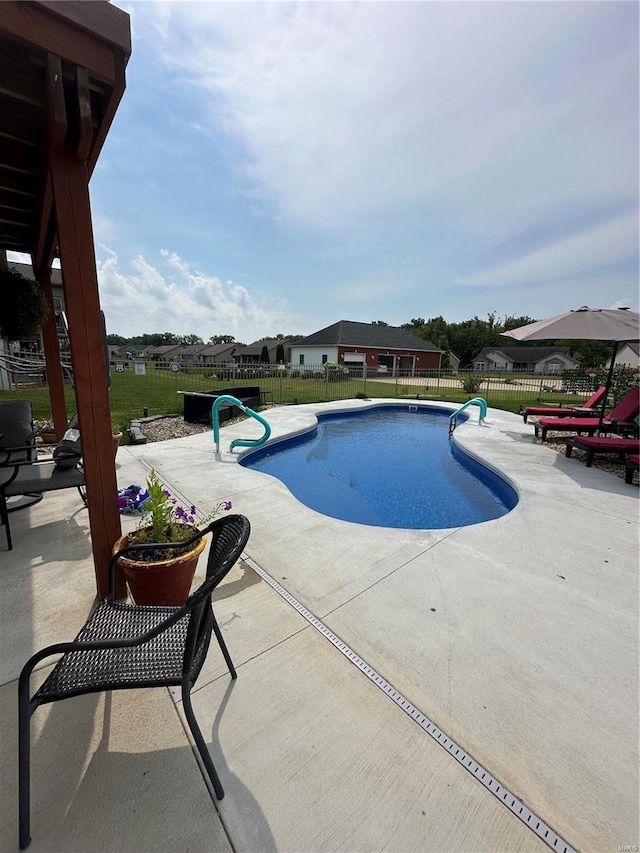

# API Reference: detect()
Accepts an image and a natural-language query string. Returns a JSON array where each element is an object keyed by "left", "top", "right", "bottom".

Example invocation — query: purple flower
[{"left": 223, "top": 501, "right": 232, "bottom": 511}]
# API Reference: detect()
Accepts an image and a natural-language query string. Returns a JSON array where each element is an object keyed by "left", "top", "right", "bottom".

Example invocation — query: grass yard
[{"left": 1, "top": 366, "right": 596, "bottom": 444}]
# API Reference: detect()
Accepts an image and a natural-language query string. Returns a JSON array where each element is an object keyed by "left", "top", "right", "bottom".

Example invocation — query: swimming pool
[{"left": 241, "top": 405, "right": 518, "bottom": 529}]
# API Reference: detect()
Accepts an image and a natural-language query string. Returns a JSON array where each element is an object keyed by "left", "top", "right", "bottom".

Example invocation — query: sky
[{"left": 11, "top": 1, "right": 640, "bottom": 343}]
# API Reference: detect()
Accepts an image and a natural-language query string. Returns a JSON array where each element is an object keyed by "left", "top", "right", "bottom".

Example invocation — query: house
[
  {"left": 146, "top": 344, "right": 182, "bottom": 362},
  {"left": 177, "top": 344, "right": 207, "bottom": 364},
  {"left": 197, "top": 343, "right": 237, "bottom": 366},
  {"left": 234, "top": 339, "right": 293, "bottom": 365},
  {"left": 472, "top": 346, "right": 577, "bottom": 374},
  {"left": 608, "top": 342, "right": 640, "bottom": 369},
  {"left": 289, "top": 320, "right": 442, "bottom": 376},
  {"left": 444, "top": 351, "right": 461, "bottom": 373}
]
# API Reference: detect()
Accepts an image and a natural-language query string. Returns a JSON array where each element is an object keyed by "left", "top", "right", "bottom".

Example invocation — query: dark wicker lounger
[
  {"left": 625, "top": 454, "right": 639, "bottom": 484},
  {"left": 564, "top": 436, "right": 640, "bottom": 468}
]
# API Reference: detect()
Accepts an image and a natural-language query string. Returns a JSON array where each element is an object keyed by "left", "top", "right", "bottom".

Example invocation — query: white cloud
[
  {"left": 147, "top": 1, "right": 637, "bottom": 236},
  {"left": 96, "top": 248, "right": 312, "bottom": 340},
  {"left": 457, "top": 211, "right": 639, "bottom": 288}
]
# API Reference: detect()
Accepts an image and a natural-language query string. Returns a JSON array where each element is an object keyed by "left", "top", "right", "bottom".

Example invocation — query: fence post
[
  {"left": 395, "top": 369, "right": 399, "bottom": 398},
  {"left": 325, "top": 365, "right": 329, "bottom": 399}
]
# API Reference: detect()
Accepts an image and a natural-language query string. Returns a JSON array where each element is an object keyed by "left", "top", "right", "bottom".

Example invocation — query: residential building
[
  {"left": 472, "top": 346, "right": 577, "bottom": 374},
  {"left": 290, "top": 320, "right": 442, "bottom": 376},
  {"left": 234, "top": 339, "right": 292, "bottom": 365},
  {"left": 608, "top": 342, "right": 640, "bottom": 369}
]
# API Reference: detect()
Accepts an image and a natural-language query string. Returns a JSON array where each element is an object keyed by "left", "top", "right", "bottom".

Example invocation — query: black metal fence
[
  {"left": 107, "top": 360, "right": 605, "bottom": 421},
  {"left": 3, "top": 357, "right": 636, "bottom": 434}
]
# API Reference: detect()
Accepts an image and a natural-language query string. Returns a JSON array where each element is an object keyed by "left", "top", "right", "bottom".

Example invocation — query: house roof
[
  {"left": 295, "top": 321, "right": 442, "bottom": 352},
  {"left": 198, "top": 343, "right": 236, "bottom": 357},
  {"left": 10, "top": 262, "right": 62, "bottom": 286},
  {"left": 146, "top": 344, "right": 182, "bottom": 356},
  {"left": 624, "top": 342, "right": 640, "bottom": 356},
  {"left": 235, "top": 338, "right": 292, "bottom": 356},
  {"left": 118, "top": 344, "right": 149, "bottom": 356},
  {"left": 475, "top": 346, "right": 573, "bottom": 364}
]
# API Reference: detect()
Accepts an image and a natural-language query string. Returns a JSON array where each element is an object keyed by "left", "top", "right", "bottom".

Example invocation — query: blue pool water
[{"left": 241, "top": 406, "right": 518, "bottom": 529}]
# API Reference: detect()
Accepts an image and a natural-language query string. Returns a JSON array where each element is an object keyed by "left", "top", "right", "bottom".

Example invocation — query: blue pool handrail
[
  {"left": 211, "top": 395, "right": 271, "bottom": 452},
  {"left": 449, "top": 397, "right": 487, "bottom": 434}
]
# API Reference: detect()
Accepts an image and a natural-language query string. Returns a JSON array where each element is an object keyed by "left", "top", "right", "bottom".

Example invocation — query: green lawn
[{"left": 1, "top": 368, "right": 594, "bottom": 443}]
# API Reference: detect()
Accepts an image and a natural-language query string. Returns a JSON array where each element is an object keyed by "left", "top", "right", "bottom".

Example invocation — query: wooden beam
[
  {"left": 50, "top": 150, "right": 123, "bottom": 599},
  {"left": 0, "top": 191, "right": 32, "bottom": 213},
  {"left": 74, "top": 67, "right": 93, "bottom": 161},
  {"left": 31, "top": 171, "right": 53, "bottom": 274},
  {"left": 37, "top": 267, "right": 68, "bottom": 440},
  {"left": 0, "top": 2, "right": 123, "bottom": 86},
  {"left": 35, "top": 1, "right": 132, "bottom": 56},
  {"left": 88, "top": 50, "right": 126, "bottom": 176},
  {"left": 46, "top": 54, "right": 67, "bottom": 154},
  {"left": 0, "top": 170, "right": 36, "bottom": 195}
]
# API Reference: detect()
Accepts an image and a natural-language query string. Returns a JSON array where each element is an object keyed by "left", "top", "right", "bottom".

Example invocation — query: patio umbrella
[{"left": 501, "top": 306, "right": 640, "bottom": 429}]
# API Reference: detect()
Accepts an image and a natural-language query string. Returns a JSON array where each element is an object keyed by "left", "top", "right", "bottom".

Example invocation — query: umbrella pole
[{"left": 597, "top": 341, "right": 619, "bottom": 435}]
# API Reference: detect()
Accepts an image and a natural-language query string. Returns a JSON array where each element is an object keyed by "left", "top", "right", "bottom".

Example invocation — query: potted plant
[
  {"left": 0, "top": 267, "right": 49, "bottom": 341},
  {"left": 113, "top": 469, "right": 232, "bottom": 605}
]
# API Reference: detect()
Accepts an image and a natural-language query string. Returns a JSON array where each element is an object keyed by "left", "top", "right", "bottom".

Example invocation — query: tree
[
  {"left": 567, "top": 340, "right": 610, "bottom": 368},
  {"left": 260, "top": 344, "right": 270, "bottom": 363},
  {"left": 179, "top": 334, "right": 204, "bottom": 346},
  {"left": 105, "top": 333, "right": 128, "bottom": 345},
  {"left": 371, "top": 320, "right": 389, "bottom": 326},
  {"left": 275, "top": 342, "right": 285, "bottom": 363},
  {"left": 208, "top": 334, "right": 236, "bottom": 344}
]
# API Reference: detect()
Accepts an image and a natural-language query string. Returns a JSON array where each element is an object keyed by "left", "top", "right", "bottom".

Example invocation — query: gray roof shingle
[
  {"left": 475, "top": 346, "right": 572, "bottom": 364},
  {"left": 296, "top": 321, "right": 441, "bottom": 352}
]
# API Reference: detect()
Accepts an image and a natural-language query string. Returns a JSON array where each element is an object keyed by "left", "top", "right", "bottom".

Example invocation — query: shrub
[
  {"left": 323, "top": 361, "right": 348, "bottom": 382},
  {"left": 459, "top": 373, "right": 485, "bottom": 395},
  {"left": 0, "top": 268, "right": 49, "bottom": 341}
]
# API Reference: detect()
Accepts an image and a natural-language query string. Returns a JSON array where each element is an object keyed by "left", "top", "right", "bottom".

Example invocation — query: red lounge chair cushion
[{"left": 570, "top": 436, "right": 640, "bottom": 452}]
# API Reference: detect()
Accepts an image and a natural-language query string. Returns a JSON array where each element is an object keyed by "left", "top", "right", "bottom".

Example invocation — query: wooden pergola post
[{"left": 50, "top": 151, "right": 124, "bottom": 599}]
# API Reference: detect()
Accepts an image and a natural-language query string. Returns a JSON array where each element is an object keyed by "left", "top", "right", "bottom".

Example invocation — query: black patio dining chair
[
  {"left": 1, "top": 403, "right": 86, "bottom": 550},
  {"left": 18, "top": 513, "right": 251, "bottom": 850}
]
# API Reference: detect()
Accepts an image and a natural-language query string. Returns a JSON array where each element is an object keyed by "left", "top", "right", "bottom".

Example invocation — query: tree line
[{"left": 106, "top": 314, "right": 613, "bottom": 369}]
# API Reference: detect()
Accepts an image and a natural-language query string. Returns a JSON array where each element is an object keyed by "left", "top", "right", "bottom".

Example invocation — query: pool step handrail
[
  {"left": 449, "top": 397, "right": 487, "bottom": 434},
  {"left": 211, "top": 395, "right": 271, "bottom": 452}
]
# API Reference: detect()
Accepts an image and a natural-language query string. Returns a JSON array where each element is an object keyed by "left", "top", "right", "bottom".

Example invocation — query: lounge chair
[
  {"left": 625, "top": 455, "right": 639, "bottom": 484},
  {"left": 534, "top": 387, "right": 640, "bottom": 442},
  {"left": 521, "top": 386, "right": 606, "bottom": 424},
  {"left": 565, "top": 436, "right": 640, "bottom": 467}
]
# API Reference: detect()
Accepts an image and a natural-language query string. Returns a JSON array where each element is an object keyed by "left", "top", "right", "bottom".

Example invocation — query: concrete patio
[{"left": 1, "top": 401, "right": 638, "bottom": 852}]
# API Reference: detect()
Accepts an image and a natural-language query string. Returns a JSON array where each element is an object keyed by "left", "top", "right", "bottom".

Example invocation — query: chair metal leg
[
  {"left": 211, "top": 611, "right": 237, "bottom": 679},
  {"left": 1, "top": 495, "right": 13, "bottom": 550},
  {"left": 181, "top": 684, "right": 225, "bottom": 800},
  {"left": 18, "top": 674, "right": 32, "bottom": 849}
]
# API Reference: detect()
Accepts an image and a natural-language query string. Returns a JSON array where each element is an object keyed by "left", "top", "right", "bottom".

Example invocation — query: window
[
  {"left": 322, "top": 354, "right": 328, "bottom": 365},
  {"left": 53, "top": 296, "right": 63, "bottom": 312},
  {"left": 299, "top": 354, "right": 304, "bottom": 365}
]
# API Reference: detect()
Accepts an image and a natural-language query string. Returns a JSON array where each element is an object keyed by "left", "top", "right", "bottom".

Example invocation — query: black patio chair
[
  {"left": 0, "top": 403, "right": 86, "bottom": 550},
  {"left": 18, "top": 513, "right": 251, "bottom": 849}
]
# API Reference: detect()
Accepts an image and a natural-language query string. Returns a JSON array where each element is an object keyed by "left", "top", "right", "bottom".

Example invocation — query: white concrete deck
[{"left": 1, "top": 400, "right": 638, "bottom": 852}]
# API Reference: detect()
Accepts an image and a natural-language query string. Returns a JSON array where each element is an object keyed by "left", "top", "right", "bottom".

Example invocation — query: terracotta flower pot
[{"left": 113, "top": 526, "right": 207, "bottom": 606}]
